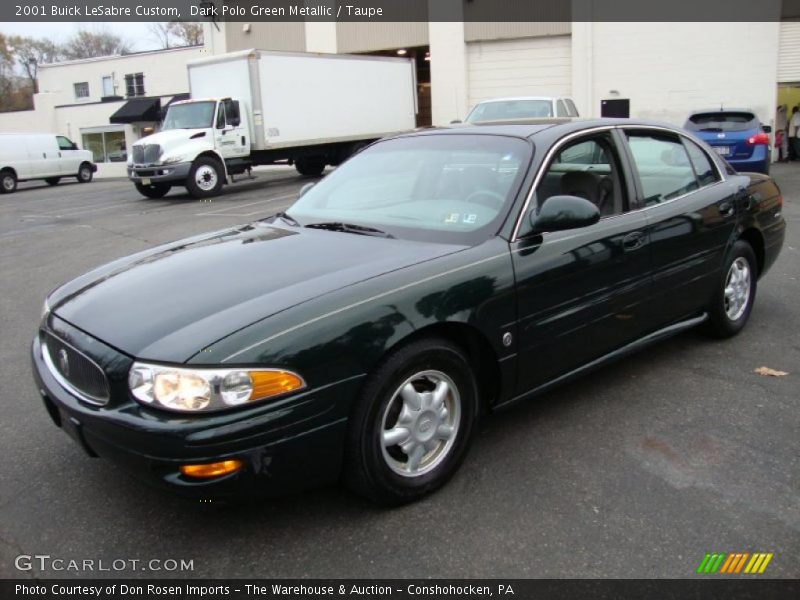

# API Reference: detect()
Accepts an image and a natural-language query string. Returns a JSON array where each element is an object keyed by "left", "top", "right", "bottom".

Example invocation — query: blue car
[{"left": 684, "top": 109, "right": 771, "bottom": 175}]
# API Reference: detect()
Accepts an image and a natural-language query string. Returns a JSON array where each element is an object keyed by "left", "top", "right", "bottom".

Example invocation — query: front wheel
[
  {"left": 1, "top": 170, "right": 17, "bottom": 194},
  {"left": 344, "top": 337, "right": 479, "bottom": 505},
  {"left": 186, "top": 157, "right": 224, "bottom": 198},
  {"left": 705, "top": 240, "right": 758, "bottom": 338},
  {"left": 77, "top": 163, "right": 93, "bottom": 183},
  {"left": 135, "top": 182, "right": 171, "bottom": 199}
]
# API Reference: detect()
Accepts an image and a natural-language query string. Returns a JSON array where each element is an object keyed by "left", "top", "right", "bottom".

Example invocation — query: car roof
[
  {"left": 402, "top": 118, "right": 685, "bottom": 141},
  {"left": 688, "top": 108, "right": 756, "bottom": 116}
]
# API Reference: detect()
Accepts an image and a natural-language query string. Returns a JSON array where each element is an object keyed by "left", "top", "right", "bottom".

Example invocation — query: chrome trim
[
  {"left": 511, "top": 124, "right": 728, "bottom": 242},
  {"left": 41, "top": 335, "right": 110, "bottom": 406}
]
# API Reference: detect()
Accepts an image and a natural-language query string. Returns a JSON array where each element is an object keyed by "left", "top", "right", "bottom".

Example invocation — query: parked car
[
  {"left": 32, "top": 119, "right": 785, "bottom": 504},
  {"left": 683, "top": 109, "right": 771, "bottom": 174},
  {"left": 0, "top": 133, "right": 96, "bottom": 193},
  {"left": 454, "top": 96, "right": 579, "bottom": 124}
]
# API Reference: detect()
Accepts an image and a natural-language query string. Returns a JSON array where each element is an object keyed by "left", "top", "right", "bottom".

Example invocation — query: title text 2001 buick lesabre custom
[{"left": 32, "top": 120, "right": 785, "bottom": 504}]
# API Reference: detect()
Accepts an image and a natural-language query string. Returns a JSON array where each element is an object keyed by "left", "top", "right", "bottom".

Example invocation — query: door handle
[{"left": 622, "top": 231, "right": 646, "bottom": 251}]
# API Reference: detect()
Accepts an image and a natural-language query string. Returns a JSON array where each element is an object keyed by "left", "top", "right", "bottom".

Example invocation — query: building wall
[
  {"left": 336, "top": 22, "right": 429, "bottom": 53},
  {"left": 464, "top": 22, "right": 571, "bottom": 42},
  {"left": 572, "top": 22, "right": 780, "bottom": 126},
  {"left": 225, "top": 21, "right": 306, "bottom": 52},
  {"left": 467, "top": 35, "right": 572, "bottom": 107}
]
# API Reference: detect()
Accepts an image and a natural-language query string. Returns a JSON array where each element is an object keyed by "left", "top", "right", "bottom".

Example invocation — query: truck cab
[{"left": 128, "top": 98, "right": 250, "bottom": 199}]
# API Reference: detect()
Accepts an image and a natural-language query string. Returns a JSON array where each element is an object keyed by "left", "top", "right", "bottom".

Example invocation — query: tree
[
  {"left": 148, "top": 23, "right": 173, "bottom": 49},
  {"left": 61, "top": 29, "right": 131, "bottom": 60},
  {"left": 7, "top": 36, "right": 61, "bottom": 93},
  {"left": 168, "top": 22, "right": 204, "bottom": 47}
]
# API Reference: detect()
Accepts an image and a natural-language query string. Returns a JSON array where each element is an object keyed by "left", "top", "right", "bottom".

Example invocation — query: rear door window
[
  {"left": 625, "top": 132, "right": 699, "bottom": 205},
  {"left": 556, "top": 100, "right": 568, "bottom": 117},
  {"left": 682, "top": 138, "right": 720, "bottom": 187},
  {"left": 565, "top": 99, "right": 579, "bottom": 117}
]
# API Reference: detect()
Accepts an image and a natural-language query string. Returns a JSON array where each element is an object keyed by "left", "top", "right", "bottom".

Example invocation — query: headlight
[
  {"left": 129, "top": 362, "right": 305, "bottom": 413},
  {"left": 160, "top": 154, "right": 186, "bottom": 165}
]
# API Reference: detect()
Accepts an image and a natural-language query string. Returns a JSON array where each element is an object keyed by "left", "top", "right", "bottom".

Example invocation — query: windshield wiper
[
  {"left": 273, "top": 211, "right": 300, "bottom": 226},
  {"left": 305, "top": 221, "right": 394, "bottom": 238}
]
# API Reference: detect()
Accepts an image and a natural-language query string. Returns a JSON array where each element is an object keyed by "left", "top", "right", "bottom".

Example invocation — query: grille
[
  {"left": 132, "top": 144, "right": 161, "bottom": 165},
  {"left": 43, "top": 332, "right": 110, "bottom": 404}
]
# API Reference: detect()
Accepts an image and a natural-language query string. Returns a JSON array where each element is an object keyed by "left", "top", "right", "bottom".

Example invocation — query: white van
[{"left": 0, "top": 133, "right": 96, "bottom": 194}]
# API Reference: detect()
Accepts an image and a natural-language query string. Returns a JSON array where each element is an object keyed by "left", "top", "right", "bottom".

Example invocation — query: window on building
[
  {"left": 125, "top": 73, "right": 145, "bottom": 97},
  {"left": 74, "top": 82, "right": 89, "bottom": 99},
  {"left": 102, "top": 75, "right": 115, "bottom": 97},
  {"left": 81, "top": 129, "right": 126, "bottom": 163}
]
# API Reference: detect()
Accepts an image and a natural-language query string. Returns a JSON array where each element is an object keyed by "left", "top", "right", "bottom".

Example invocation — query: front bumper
[
  {"left": 128, "top": 161, "right": 192, "bottom": 185},
  {"left": 31, "top": 324, "right": 357, "bottom": 499}
]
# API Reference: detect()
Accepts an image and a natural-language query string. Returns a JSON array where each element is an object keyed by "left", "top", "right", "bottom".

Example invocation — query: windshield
[
  {"left": 466, "top": 100, "right": 553, "bottom": 122},
  {"left": 162, "top": 102, "right": 216, "bottom": 130},
  {"left": 685, "top": 112, "right": 758, "bottom": 132},
  {"left": 286, "top": 134, "right": 530, "bottom": 245}
]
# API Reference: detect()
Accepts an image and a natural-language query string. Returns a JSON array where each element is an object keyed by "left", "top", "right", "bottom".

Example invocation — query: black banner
[
  {"left": 4, "top": 0, "right": 800, "bottom": 23},
  {"left": 2, "top": 579, "right": 799, "bottom": 600}
]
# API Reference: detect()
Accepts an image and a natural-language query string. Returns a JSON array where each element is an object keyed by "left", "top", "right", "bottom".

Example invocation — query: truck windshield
[
  {"left": 286, "top": 134, "right": 530, "bottom": 245},
  {"left": 466, "top": 100, "right": 553, "bottom": 122},
  {"left": 162, "top": 102, "right": 216, "bottom": 130}
]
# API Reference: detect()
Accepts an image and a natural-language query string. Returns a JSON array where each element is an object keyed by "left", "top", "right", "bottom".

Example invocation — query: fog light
[{"left": 179, "top": 459, "right": 242, "bottom": 479}]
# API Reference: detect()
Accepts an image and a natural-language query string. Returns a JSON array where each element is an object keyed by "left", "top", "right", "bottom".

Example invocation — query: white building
[{"left": 4, "top": 0, "right": 800, "bottom": 173}]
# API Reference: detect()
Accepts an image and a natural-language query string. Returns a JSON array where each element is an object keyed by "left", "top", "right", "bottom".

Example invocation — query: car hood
[
  {"left": 49, "top": 223, "right": 466, "bottom": 362},
  {"left": 133, "top": 128, "right": 209, "bottom": 150}
]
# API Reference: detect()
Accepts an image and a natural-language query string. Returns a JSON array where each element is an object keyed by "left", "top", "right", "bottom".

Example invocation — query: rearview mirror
[
  {"left": 298, "top": 182, "right": 315, "bottom": 198},
  {"left": 530, "top": 195, "right": 600, "bottom": 233}
]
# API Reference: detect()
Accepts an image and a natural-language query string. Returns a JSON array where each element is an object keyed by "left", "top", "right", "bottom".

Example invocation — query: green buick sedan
[{"left": 32, "top": 120, "right": 785, "bottom": 504}]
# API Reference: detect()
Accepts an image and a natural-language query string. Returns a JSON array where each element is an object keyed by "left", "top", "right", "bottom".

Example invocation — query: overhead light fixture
[{"left": 397, "top": 49, "right": 407, "bottom": 56}]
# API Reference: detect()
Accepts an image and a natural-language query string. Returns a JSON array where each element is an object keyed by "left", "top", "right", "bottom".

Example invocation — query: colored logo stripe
[{"left": 697, "top": 553, "right": 773, "bottom": 574}]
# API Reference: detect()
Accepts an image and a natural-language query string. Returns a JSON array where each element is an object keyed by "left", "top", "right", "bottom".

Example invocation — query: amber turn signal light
[
  {"left": 250, "top": 370, "right": 304, "bottom": 400},
  {"left": 180, "top": 459, "right": 243, "bottom": 479}
]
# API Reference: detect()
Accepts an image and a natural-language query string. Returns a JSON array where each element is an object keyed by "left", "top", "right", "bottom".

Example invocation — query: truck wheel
[
  {"left": 295, "top": 157, "right": 326, "bottom": 177},
  {"left": 77, "top": 163, "right": 93, "bottom": 183},
  {"left": 135, "top": 182, "right": 171, "bottom": 199},
  {"left": 187, "top": 157, "right": 224, "bottom": 198},
  {"left": 0, "top": 169, "right": 17, "bottom": 194},
  {"left": 45, "top": 177, "right": 61, "bottom": 186}
]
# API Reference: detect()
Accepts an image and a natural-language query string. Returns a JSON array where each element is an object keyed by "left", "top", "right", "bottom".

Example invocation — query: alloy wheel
[{"left": 724, "top": 257, "right": 751, "bottom": 321}]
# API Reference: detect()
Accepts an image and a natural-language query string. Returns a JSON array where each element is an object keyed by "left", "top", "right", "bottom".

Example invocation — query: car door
[
  {"left": 621, "top": 128, "right": 741, "bottom": 327},
  {"left": 56, "top": 136, "right": 82, "bottom": 176},
  {"left": 511, "top": 129, "right": 652, "bottom": 393},
  {"left": 214, "top": 99, "right": 249, "bottom": 160}
]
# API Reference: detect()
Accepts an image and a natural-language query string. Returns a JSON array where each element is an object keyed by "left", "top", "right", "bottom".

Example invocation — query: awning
[
  {"left": 161, "top": 93, "right": 191, "bottom": 118},
  {"left": 109, "top": 97, "right": 162, "bottom": 124}
]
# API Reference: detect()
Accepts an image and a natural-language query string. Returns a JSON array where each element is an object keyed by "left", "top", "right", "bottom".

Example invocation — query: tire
[
  {"left": 295, "top": 157, "right": 325, "bottom": 177},
  {"left": 45, "top": 177, "right": 61, "bottom": 186},
  {"left": 0, "top": 169, "right": 17, "bottom": 194},
  {"left": 344, "top": 337, "right": 479, "bottom": 505},
  {"left": 135, "top": 182, "right": 171, "bottom": 199},
  {"left": 705, "top": 240, "right": 758, "bottom": 338},
  {"left": 186, "top": 157, "right": 224, "bottom": 198},
  {"left": 77, "top": 163, "right": 93, "bottom": 183}
]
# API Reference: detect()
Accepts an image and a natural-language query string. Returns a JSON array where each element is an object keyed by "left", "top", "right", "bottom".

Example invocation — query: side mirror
[
  {"left": 762, "top": 124, "right": 772, "bottom": 134},
  {"left": 530, "top": 195, "right": 600, "bottom": 233},
  {"left": 71, "top": 143, "right": 78, "bottom": 150},
  {"left": 450, "top": 119, "right": 462, "bottom": 124},
  {"left": 298, "top": 182, "right": 315, "bottom": 198}
]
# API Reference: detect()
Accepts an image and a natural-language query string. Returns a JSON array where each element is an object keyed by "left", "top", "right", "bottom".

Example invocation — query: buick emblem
[
  {"left": 717, "top": 133, "right": 726, "bottom": 139},
  {"left": 57, "top": 348, "right": 70, "bottom": 377}
]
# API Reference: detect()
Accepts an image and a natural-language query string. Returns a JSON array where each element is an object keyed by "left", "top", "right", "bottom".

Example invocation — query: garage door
[
  {"left": 778, "top": 21, "right": 800, "bottom": 83},
  {"left": 467, "top": 35, "right": 572, "bottom": 106}
]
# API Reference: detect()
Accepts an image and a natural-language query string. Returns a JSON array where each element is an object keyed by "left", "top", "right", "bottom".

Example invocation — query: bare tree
[
  {"left": 148, "top": 23, "right": 173, "bottom": 49},
  {"left": 62, "top": 29, "right": 131, "bottom": 60},
  {"left": 7, "top": 36, "right": 61, "bottom": 93},
  {"left": 168, "top": 22, "right": 204, "bottom": 47}
]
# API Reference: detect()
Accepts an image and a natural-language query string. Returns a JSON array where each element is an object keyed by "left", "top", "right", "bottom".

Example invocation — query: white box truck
[
  {"left": 0, "top": 133, "right": 96, "bottom": 194},
  {"left": 128, "top": 49, "right": 417, "bottom": 199}
]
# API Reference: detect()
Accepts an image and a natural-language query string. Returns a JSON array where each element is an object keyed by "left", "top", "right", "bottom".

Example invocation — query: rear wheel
[
  {"left": 0, "top": 169, "right": 17, "bottom": 194},
  {"left": 186, "top": 157, "right": 224, "bottom": 198},
  {"left": 344, "top": 337, "right": 479, "bottom": 505},
  {"left": 705, "top": 240, "right": 758, "bottom": 338},
  {"left": 135, "top": 182, "right": 171, "bottom": 199},
  {"left": 45, "top": 177, "right": 61, "bottom": 186},
  {"left": 77, "top": 163, "right": 93, "bottom": 183},
  {"left": 295, "top": 157, "right": 326, "bottom": 177}
]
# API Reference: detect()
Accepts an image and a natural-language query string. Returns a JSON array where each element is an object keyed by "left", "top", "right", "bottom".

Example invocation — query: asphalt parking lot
[{"left": 0, "top": 166, "right": 797, "bottom": 579}]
